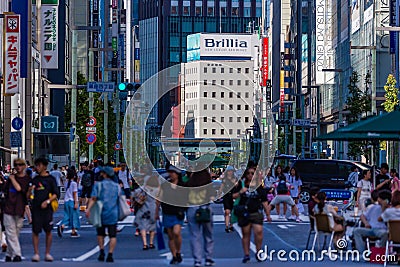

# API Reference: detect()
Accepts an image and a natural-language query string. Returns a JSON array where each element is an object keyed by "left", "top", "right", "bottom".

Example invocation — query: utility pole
[
  {"left": 103, "top": 0, "right": 110, "bottom": 164},
  {"left": 25, "top": 0, "right": 32, "bottom": 163}
]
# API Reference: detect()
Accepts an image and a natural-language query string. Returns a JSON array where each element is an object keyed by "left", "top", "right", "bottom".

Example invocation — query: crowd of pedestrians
[{"left": 2, "top": 155, "right": 400, "bottom": 266}]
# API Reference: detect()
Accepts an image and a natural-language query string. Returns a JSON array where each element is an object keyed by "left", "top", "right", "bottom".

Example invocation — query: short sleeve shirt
[
  {"left": 381, "top": 207, "right": 400, "bottom": 222},
  {"left": 91, "top": 179, "right": 120, "bottom": 225},
  {"left": 31, "top": 175, "right": 59, "bottom": 212}
]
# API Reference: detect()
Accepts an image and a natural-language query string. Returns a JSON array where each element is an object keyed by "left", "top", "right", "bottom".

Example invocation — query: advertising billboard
[
  {"left": 351, "top": 0, "right": 361, "bottom": 34},
  {"left": 315, "top": 0, "right": 334, "bottom": 84},
  {"left": 364, "top": 0, "right": 374, "bottom": 24},
  {"left": 187, "top": 33, "right": 256, "bottom": 62},
  {"left": 3, "top": 14, "right": 21, "bottom": 95},
  {"left": 261, "top": 37, "right": 269, "bottom": 87},
  {"left": 40, "top": 4, "right": 58, "bottom": 69}
]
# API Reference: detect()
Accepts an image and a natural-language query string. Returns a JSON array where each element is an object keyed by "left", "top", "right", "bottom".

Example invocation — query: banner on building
[
  {"left": 364, "top": 0, "right": 374, "bottom": 24},
  {"left": 390, "top": 0, "right": 396, "bottom": 26},
  {"left": 40, "top": 4, "right": 58, "bottom": 69},
  {"left": 261, "top": 37, "right": 269, "bottom": 87},
  {"left": 351, "top": 0, "right": 361, "bottom": 33},
  {"left": 3, "top": 14, "right": 21, "bottom": 95},
  {"left": 280, "top": 70, "right": 285, "bottom": 113},
  {"left": 315, "top": 0, "right": 334, "bottom": 85}
]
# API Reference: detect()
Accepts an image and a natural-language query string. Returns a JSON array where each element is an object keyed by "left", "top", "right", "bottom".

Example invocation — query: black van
[{"left": 291, "top": 160, "right": 371, "bottom": 203}]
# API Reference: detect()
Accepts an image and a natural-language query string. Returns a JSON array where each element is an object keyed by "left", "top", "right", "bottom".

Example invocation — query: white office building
[{"left": 181, "top": 60, "right": 255, "bottom": 139}]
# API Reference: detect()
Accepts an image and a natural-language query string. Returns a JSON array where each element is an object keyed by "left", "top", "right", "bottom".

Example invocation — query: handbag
[
  {"left": 195, "top": 206, "right": 211, "bottom": 223},
  {"left": 89, "top": 183, "right": 103, "bottom": 228},
  {"left": 232, "top": 180, "right": 249, "bottom": 218},
  {"left": 118, "top": 194, "right": 131, "bottom": 221},
  {"left": 49, "top": 193, "right": 59, "bottom": 212}
]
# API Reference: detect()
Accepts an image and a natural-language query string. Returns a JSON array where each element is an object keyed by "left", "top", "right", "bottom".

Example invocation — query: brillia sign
[{"left": 204, "top": 38, "right": 248, "bottom": 48}]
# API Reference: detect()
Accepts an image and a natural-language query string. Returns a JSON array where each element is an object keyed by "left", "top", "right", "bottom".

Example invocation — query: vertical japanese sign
[
  {"left": 41, "top": 3, "right": 58, "bottom": 69},
  {"left": 134, "top": 47, "right": 140, "bottom": 83},
  {"left": 261, "top": 37, "right": 269, "bottom": 87},
  {"left": 280, "top": 70, "right": 285, "bottom": 113},
  {"left": 3, "top": 14, "right": 21, "bottom": 95}
]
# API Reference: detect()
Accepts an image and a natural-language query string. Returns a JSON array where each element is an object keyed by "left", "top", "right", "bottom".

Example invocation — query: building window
[
  {"left": 245, "top": 105, "right": 249, "bottom": 110},
  {"left": 204, "top": 92, "right": 208, "bottom": 97},
  {"left": 221, "top": 117, "right": 225, "bottom": 122},
  {"left": 207, "top": 7, "right": 214, "bottom": 16},
  {"left": 229, "top": 92, "right": 233, "bottom": 98},
  {"left": 204, "top": 129, "right": 208, "bottom": 135},
  {"left": 229, "top": 129, "right": 233, "bottom": 135},
  {"left": 221, "top": 104, "right": 225, "bottom": 110},
  {"left": 229, "top": 80, "right": 233, "bottom": 86},
  {"left": 212, "top": 117, "right": 216, "bottom": 122},
  {"left": 212, "top": 104, "right": 216, "bottom": 110},
  {"left": 221, "top": 80, "right": 225, "bottom": 86},
  {"left": 221, "top": 68, "right": 225, "bottom": 73},
  {"left": 221, "top": 7, "right": 227, "bottom": 16},
  {"left": 171, "top": 5, "right": 178, "bottom": 15},
  {"left": 204, "top": 104, "right": 207, "bottom": 110},
  {"left": 245, "top": 92, "right": 250, "bottom": 98},
  {"left": 212, "top": 67, "right": 216, "bottom": 73},
  {"left": 237, "top": 80, "right": 241, "bottom": 86},
  {"left": 237, "top": 129, "right": 241, "bottom": 135},
  {"left": 244, "top": 7, "right": 251, "bottom": 17},
  {"left": 237, "top": 92, "right": 241, "bottom": 98},
  {"left": 204, "top": 80, "right": 207, "bottom": 85},
  {"left": 237, "top": 105, "right": 241, "bottom": 110},
  {"left": 245, "top": 68, "right": 250, "bottom": 74},
  {"left": 212, "top": 80, "right": 216, "bottom": 85},
  {"left": 238, "top": 68, "right": 241, "bottom": 73},
  {"left": 183, "top": 6, "right": 190, "bottom": 16},
  {"left": 237, "top": 117, "right": 241, "bottom": 122},
  {"left": 204, "top": 117, "right": 207, "bottom": 122},
  {"left": 229, "top": 117, "right": 233, "bottom": 122},
  {"left": 204, "top": 67, "right": 207, "bottom": 73},
  {"left": 229, "top": 104, "right": 233, "bottom": 110},
  {"left": 220, "top": 129, "right": 225, "bottom": 135},
  {"left": 229, "top": 68, "right": 233, "bottom": 73},
  {"left": 245, "top": 117, "right": 249, "bottom": 123},
  {"left": 212, "top": 129, "right": 216, "bottom": 135},
  {"left": 221, "top": 92, "right": 225, "bottom": 98},
  {"left": 212, "top": 92, "right": 216, "bottom": 97},
  {"left": 196, "top": 6, "right": 202, "bottom": 16},
  {"left": 232, "top": 7, "right": 239, "bottom": 16},
  {"left": 245, "top": 80, "right": 250, "bottom": 86}
]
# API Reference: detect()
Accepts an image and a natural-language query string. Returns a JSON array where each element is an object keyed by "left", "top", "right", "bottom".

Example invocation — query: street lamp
[{"left": 322, "top": 68, "right": 344, "bottom": 159}]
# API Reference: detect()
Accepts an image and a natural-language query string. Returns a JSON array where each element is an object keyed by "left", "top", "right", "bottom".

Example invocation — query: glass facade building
[{"left": 139, "top": 0, "right": 262, "bottom": 125}]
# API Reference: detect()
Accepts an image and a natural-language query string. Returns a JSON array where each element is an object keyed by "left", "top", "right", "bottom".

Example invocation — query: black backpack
[
  {"left": 81, "top": 172, "right": 92, "bottom": 187},
  {"left": 276, "top": 180, "right": 289, "bottom": 194}
]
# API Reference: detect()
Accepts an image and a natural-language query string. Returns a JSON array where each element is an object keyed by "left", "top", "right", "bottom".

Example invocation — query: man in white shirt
[
  {"left": 49, "top": 164, "right": 64, "bottom": 195},
  {"left": 118, "top": 163, "right": 132, "bottom": 200}
]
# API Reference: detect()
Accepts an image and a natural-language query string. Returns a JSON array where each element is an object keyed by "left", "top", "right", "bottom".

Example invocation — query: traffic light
[{"left": 118, "top": 82, "right": 141, "bottom": 92}]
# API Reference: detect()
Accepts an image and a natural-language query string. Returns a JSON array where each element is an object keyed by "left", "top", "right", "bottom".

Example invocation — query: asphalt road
[{"left": 0, "top": 204, "right": 391, "bottom": 267}]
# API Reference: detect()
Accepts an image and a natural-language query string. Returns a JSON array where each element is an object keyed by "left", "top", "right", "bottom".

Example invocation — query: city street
[{"left": 3, "top": 204, "right": 373, "bottom": 267}]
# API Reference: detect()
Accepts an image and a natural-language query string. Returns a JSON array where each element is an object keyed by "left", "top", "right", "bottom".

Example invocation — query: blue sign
[
  {"left": 10, "top": 132, "right": 22, "bottom": 147},
  {"left": 117, "top": 132, "right": 122, "bottom": 141},
  {"left": 11, "top": 117, "right": 23, "bottom": 131},
  {"left": 12, "top": 0, "right": 28, "bottom": 78},
  {"left": 41, "top": 116, "right": 59, "bottom": 133},
  {"left": 87, "top": 82, "right": 115, "bottom": 93}
]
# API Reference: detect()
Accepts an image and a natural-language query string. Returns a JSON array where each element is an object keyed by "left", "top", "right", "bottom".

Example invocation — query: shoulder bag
[
  {"left": 118, "top": 193, "right": 131, "bottom": 221},
  {"left": 89, "top": 183, "right": 104, "bottom": 228}
]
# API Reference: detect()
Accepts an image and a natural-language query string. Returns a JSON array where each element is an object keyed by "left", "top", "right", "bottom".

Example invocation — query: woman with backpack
[
  {"left": 274, "top": 165, "right": 287, "bottom": 218},
  {"left": 270, "top": 176, "right": 301, "bottom": 222},
  {"left": 357, "top": 169, "right": 372, "bottom": 211},
  {"left": 233, "top": 167, "right": 270, "bottom": 263},
  {"left": 57, "top": 169, "right": 80, "bottom": 238}
]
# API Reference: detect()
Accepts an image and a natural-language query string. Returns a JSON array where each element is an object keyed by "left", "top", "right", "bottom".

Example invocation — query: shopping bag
[
  {"left": 156, "top": 220, "right": 166, "bottom": 251},
  {"left": 88, "top": 183, "right": 103, "bottom": 228},
  {"left": 369, "top": 247, "right": 386, "bottom": 264},
  {"left": 118, "top": 195, "right": 131, "bottom": 221}
]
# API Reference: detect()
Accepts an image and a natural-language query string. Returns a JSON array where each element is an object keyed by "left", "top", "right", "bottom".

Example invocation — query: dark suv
[{"left": 291, "top": 160, "right": 371, "bottom": 203}]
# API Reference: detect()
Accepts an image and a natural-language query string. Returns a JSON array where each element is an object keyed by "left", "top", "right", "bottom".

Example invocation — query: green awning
[{"left": 316, "top": 111, "right": 400, "bottom": 141}]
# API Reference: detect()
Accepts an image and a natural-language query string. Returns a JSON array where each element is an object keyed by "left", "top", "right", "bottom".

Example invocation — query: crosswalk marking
[{"left": 277, "top": 225, "right": 288, "bottom": 229}]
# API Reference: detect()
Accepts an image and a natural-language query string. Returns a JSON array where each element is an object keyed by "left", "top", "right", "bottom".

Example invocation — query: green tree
[
  {"left": 65, "top": 72, "right": 122, "bottom": 162},
  {"left": 345, "top": 71, "right": 372, "bottom": 159},
  {"left": 382, "top": 74, "right": 399, "bottom": 112}
]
